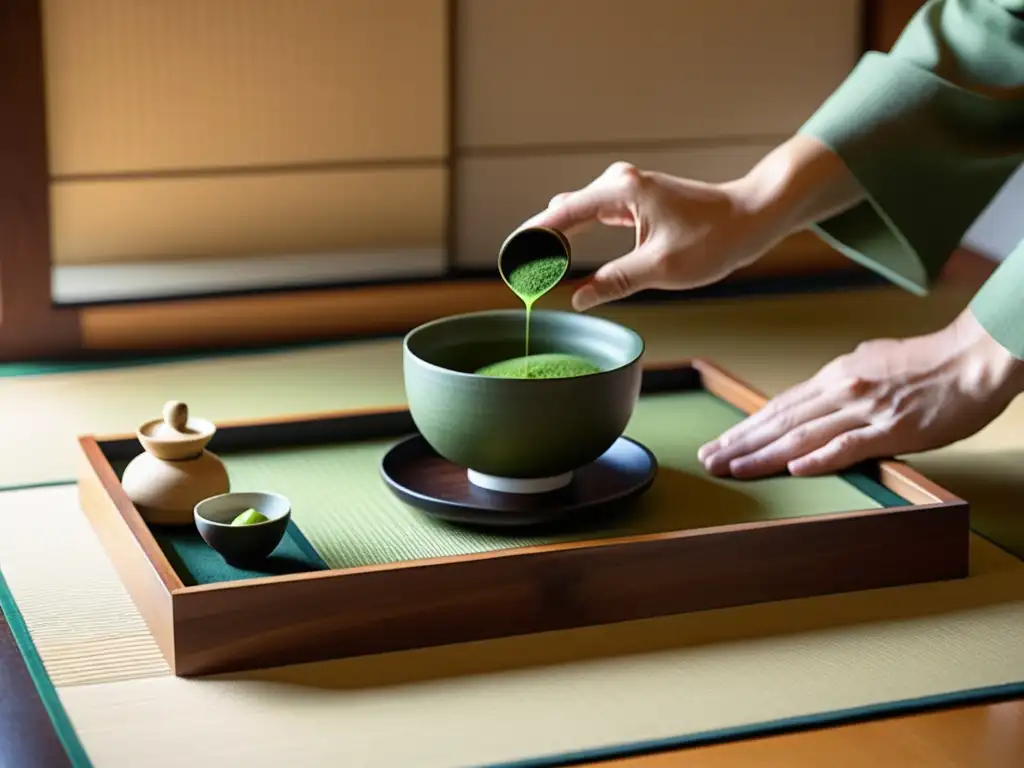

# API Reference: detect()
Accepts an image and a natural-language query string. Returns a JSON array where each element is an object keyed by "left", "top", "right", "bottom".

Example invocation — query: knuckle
[
  {"left": 752, "top": 407, "right": 783, "bottom": 433},
  {"left": 650, "top": 249, "right": 677, "bottom": 275},
  {"left": 853, "top": 338, "right": 888, "bottom": 354},
  {"left": 822, "top": 353, "right": 852, "bottom": 377},
  {"left": 841, "top": 376, "right": 875, "bottom": 399},
  {"left": 854, "top": 337, "right": 900, "bottom": 358},
  {"left": 770, "top": 408, "right": 797, "bottom": 433},
  {"left": 600, "top": 267, "right": 633, "bottom": 296},
  {"left": 747, "top": 403, "right": 773, "bottom": 426},
  {"left": 605, "top": 162, "right": 645, "bottom": 194},
  {"left": 782, "top": 425, "right": 812, "bottom": 448},
  {"left": 606, "top": 160, "right": 638, "bottom": 178},
  {"left": 832, "top": 431, "right": 862, "bottom": 454},
  {"left": 619, "top": 171, "right": 645, "bottom": 196}
]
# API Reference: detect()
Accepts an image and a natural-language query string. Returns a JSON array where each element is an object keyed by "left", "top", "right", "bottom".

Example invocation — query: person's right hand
[
  {"left": 517, "top": 161, "right": 773, "bottom": 310},
  {"left": 516, "top": 137, "right": 864, "bottom": 311}
]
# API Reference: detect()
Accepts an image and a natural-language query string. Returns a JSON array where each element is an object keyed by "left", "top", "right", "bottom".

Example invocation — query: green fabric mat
[
  {"left": 120, "top": 391, "right": 907, "bottom": 582},
  {"left": 0, "top": 336, "right": 364, "bottom": 379},
  {"left": 0, "top": 567, "right": 93, "bottom": 767},
  {"left": 150, "top": 520, "right": 328, "bottom": 586}
]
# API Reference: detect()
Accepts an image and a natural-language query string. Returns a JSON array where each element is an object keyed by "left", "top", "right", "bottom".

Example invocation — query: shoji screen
[
  {"left": 453, "top": 0, "right": 861, "bottom": 268},
  {"left": 40, "top": 0, "right": 862, "bottom": 304},
  {"left": 43, "top": 0, "right": 448, "bottom": 302}
]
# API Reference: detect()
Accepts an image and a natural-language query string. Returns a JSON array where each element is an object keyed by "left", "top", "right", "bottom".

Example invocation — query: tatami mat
[
  {"left": 214, "top": 392, "right": 888, "bottom": 570},
  {"left": 5, "top": 284, "right": 1024, "bottom": 766},
  {"left": 3, "top": 482, "right": 1024, "bottom": 767},
  {"left": 0, "top": 486, "right": 171, "bottom": 686},
  {"left": 0, "top": 285, "right": 984, "bottom": 489}
]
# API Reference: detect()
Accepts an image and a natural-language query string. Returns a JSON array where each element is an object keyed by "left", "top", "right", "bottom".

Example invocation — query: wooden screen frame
[
  {"left": 1, "top": 0, "right": 982, "bottom": 362},
  {"left": 0, "top": 0, "right": 82, "bottom": 359}
]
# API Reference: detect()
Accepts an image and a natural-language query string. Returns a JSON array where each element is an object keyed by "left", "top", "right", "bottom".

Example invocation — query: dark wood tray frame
[{"left": 77, "top": 358, "right": 970, "bottom": 677}]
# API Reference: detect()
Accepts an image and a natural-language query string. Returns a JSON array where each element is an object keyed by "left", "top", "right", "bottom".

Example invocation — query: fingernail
[
  {"left": 697, "top": 442, "right": 717, "bottom": 460},
  {"left": 572, "top": 286, "right": 598, "bottom": 311},
  {"left": 729, "top": 459, "right": 751, "bottom": 477},
  {"left": 705, "top": 456, "right": 731, "bottom": 476}
]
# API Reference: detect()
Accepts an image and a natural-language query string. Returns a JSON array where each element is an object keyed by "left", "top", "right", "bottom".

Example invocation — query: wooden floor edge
[{"left": 0, "top": 245, "right": 997, "bottom": 362}]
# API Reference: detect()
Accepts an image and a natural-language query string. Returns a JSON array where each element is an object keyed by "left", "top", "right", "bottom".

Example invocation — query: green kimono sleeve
[
  {"left": 796, "top": 0, "right": 1024, "bottom": 302},
  {"left": 970, "top": 237, "right": 1024, "bottom": 358}
]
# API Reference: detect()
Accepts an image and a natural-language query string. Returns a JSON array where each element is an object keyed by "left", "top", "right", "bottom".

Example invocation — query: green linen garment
[{"left": 799, "top": 0, "right": 1024, "bottom": 358}]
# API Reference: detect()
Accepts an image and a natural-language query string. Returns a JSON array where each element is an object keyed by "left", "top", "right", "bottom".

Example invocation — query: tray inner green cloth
[
  {"left": 120, "top": 390, "right": 907, "bottom": 583},
  {"left": 151, "top": 521, "right": 328, "bottom": 586}
]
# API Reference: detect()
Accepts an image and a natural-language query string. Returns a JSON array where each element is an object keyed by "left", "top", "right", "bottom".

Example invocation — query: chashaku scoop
[
  {"left": 497, "top": 226, "right": 572, "bottom": 298},
  {"left": 136, "top": 400, "right": 217, "bottom": 461}
]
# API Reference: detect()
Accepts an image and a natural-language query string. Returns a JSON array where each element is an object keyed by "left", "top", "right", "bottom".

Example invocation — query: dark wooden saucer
[{"left": 379, "top": 434, "right": 658, "bottom": 528}]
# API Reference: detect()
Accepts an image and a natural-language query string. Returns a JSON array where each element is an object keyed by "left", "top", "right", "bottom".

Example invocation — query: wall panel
[
  {"left": 42, "top": 0, "right": 448, "bottom": 175},
  {"left": 7, "top": 0, "right": 871, "bottom": 350},
  {"left": 51, "top": 167, "right": 447, "bottom": 265},
  {"left": 456, "top": 0, "right": 861, "bottom": 149}
]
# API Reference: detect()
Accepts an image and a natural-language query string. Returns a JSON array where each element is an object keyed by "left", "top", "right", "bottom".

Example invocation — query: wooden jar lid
[{"left": 136, "top": 400, "right": 217, "bottom": 461}]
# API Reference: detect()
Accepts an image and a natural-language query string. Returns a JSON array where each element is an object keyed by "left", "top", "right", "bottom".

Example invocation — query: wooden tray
[{"left": 77, "top": 359, "right": 970, "bottom": 677}]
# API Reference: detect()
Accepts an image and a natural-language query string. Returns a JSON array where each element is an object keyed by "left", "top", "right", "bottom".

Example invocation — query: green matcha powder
[
  {"left": 475, "top": 253, "right": 600, "bottom": 379},
  {"left": 508, "top": 256, "right": 566, "bottom": 368},
  {"left": 476, "top": 352, "right": 600, "bottom": 379}
]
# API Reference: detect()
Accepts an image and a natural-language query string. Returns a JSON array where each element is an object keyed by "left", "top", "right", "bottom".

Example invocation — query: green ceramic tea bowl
[{"left": 402, "top": 309, "right": 644, "bottom": 490}]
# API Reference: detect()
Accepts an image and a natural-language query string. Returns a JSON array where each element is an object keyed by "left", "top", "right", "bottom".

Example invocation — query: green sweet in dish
[
  {"left": 504, "top": 255, "right": 569, "bottom": 376},
  {"left": 475, "top": 352, "right": 601, "bottom": 379},
  {"left": 230, "top": 508, "right": 269, "bottom": 526}
]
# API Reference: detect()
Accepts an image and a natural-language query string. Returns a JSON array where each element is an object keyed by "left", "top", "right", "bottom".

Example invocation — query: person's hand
[
  {"left": 517, "top": 162, "right": 773, "bottom": 310},
  {"left": 698, "top": 308, "right": 1024, "bottom": 479},
  {"left": 517, "top": 136, "right": 863, "bottom": 311}
]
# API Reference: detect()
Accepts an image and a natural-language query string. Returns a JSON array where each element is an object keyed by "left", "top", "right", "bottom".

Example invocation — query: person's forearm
[{"left": 723, "top": 134, "right": 865, "bottom": 245}]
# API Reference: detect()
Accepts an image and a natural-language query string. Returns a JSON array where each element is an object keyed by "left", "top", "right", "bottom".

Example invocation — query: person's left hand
[{"left": 697, "top": 307, "right": 1024, "bottom": 479}]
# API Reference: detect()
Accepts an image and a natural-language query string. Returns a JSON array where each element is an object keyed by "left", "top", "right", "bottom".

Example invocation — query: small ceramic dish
[{"left": 194, "top": 491, "right": 291, "bottom": 566}]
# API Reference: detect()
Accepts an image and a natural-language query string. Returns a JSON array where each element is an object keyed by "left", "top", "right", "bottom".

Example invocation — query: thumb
[{"left": 572, "top": 244, "right": 660, "bottom": 311}]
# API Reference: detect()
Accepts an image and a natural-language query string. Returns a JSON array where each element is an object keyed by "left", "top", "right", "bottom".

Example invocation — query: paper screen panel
[
  {"left": 42, "top": 0, "right": 448, "bottom": 175},
  {"left": 456, "top": 0, "right": 861, "bottom": 148},
  {"left": 50, "top": 166, "right": 447, "bottom": 266},
  {"left": 455, "top": 145, "right": 839, "bottom": 269}
]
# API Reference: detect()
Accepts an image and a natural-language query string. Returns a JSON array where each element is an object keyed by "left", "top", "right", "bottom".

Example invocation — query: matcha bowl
[{"left": 402, "top": 309, "right": 645, "bottom": 492}]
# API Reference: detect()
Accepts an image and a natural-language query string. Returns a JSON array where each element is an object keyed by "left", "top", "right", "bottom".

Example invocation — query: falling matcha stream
[{"left": 504, "top": 255, "right": 568, "bottom": 375}]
